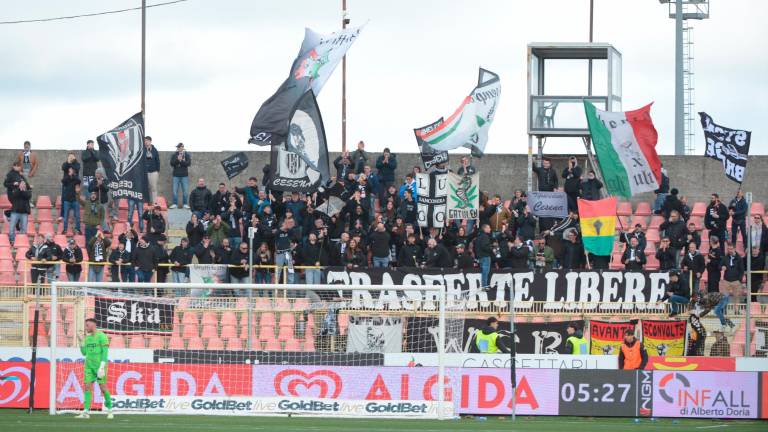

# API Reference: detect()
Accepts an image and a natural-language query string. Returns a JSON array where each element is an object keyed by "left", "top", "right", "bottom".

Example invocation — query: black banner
[
  {"left": 94, "top": 297, "right": 174, "bottom": 334},
  {"left": 414, "top": 118, "right": 449, "bottom": 170},
  {"left": 416, "top": 173, "right": 447, "bottom": 228},
  {"left": 268, "top": 91, "right": 330, "bottom": 193},
  {"left": 323, "top": 268, "right": 671, "bottom": 312},
  {"left": 153, "top": 350, "right": 382, "bottom": 365},
  {"left": 463, "top": 319, "right": 584, "bottom": 355},
  {"left": 97, "top": 112, "right": 149, "bottom": 202},
  {"left": 700, "top": 112, "right": 751, "bottom": 183},
  {"left": 220, "top": 152, "right": 249, "bottom": 179},
  {"left": 558, "top": 370, "right": 653, "bottom": 417}
]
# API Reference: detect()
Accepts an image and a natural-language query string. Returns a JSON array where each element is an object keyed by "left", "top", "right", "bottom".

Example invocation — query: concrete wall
[{"left": 2, "top": 148, "right": 765, "bottom": 206}]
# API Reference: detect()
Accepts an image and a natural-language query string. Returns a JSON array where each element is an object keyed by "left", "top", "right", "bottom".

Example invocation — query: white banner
[
  {"left": 384, "top": 353, "right": 618, "bottom": 370},
  {"left": 447, "top": 172, "right": 479, "bottom": 220},
  {"left": 0, "top": 347, "right": 153, "bottom": 363},
  {"left": 111, "top": 395, "right": 451, "bottom": 418},
  {"left": 346, "top": 316, "right": 403, "bottom": 354}
]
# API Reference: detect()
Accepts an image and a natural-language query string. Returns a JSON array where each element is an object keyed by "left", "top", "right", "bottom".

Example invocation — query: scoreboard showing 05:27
[{"left": 558, "top": 370, "right": 650, "bottom": 417}]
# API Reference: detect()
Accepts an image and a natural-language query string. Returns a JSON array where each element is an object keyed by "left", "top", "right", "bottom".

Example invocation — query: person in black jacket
[
  {"left": 368, "top": 223, "right": 391, "bottom": 268},
  {"left": 621, "top": 237, "right": 646, "bottom": 271},
  {"left": 560, "top": 231, "right": 584, "bottom": 271},
  {"left": 228, "top": 241, "right": 251, "bottom": 285},
  {"left": 154, "top": 236, "right": 171, "bottom": 284},
  {"left": 475, "top": 224, "right": 493, "bottom": 287},
  {"left": 681, "top": 242, "right": 706, "bottom": 293},
  {"left": 194, "top": 235, "right": 216, "bottom": 264},
  {"left": 620, "top": 224, "right": 647, "bottom": 252},
  {"left": 189, "top": 178, "right": 212, "bottom": 218},
  {"left": 301, "top": 232, "right": 328, "bottom": 285},
  {"left": 4, "top": 161, "right": 26, "bottom": 197},
  {"left": 705, "top": 236, "right": 723, "bottom": 293},
  {"left": 60, "top": 167, "right": 82, "bottom": 235},
  {"left": 397, "top": 189, "right": 418, "bottom": 225},
  {"left": 561, "top": 156, "right": 582, "bottom": 212},
  {"left": 26, "top": 234, "right": 52, "bottom": 284},
  {"left": 721, "top": 243, "right": 746, "bottom": 304},
  {"left": 81, "top": 139, "right": 99, "bottom": 196},
  {"left": 109, "top": 241, "right": 133, "bottom": 282},
  {"left": 169, "top": 142, "right": 191, "bottom": 209},
  {"left": 663, "top": 270, "right": 690, "bottom": 317},
  {"left": 62, "top": 238, "right": 83, "bottom": 282},
  {"left": 423, "top": 238, "right": 452, "bottom": 268},
  {"left": 186, "top": 213, "right": 206, "bottom": 247},
  {"left": 504, "top": 236, "right": 529, "bottom": 269},
  {"left": 397, "top": 234, "right": 422, "bottom": 267},
  {"left": 655, "top": 238, "right": 677, "bottom": 271},
  {"left": 9, "top": 179, "right": 31, "bottom": 244},
  {"left": 454, "top": 243, "right": 475, "bottom": 269},
  {"left": 170, "top": 238, "right": 192, "bottom": 284},
  {"left": 375, "top": 148, "right": 398, "bottom": 188},
  {"left": 661, "top": 188, "right": 683, "bottom": 220},
  {"left": 142, "top": 204, "right": 166, "bottom": 244},
  {"left": 729, "top": 190, "right": 749, "bottom": 248},
  {"left": 144, "top": 136, "right": 160, "bottom": 203},
  {"left": 580, "top": 170, "right": 603, "bottom": 201},
  {"left": 532, "top": 157, "right": 558, "bottom": 192},
  {"left": 132, "top": 237, "right": 158, "bottom": 289},
  {"left": 342, "top": 238, "right": 366, "bottom": 269},
  {"left": 704, "top": 194, "right": 728, "bottom": 254},
  {"left": 653, "top": 166, "right": 670, "bottom": 214},
  {"left": 660, "top": 210, "right": 687, "bottom": 268},
  {"left": 749, "top": 246, "right": 766, "bottom": 303}
]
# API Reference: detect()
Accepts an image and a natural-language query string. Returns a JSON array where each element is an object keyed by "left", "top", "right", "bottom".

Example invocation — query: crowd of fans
[{"left": 4, "top": 140, "right": 767, "bottom": 309}]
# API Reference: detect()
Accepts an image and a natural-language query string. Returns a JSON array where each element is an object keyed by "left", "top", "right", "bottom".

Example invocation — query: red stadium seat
[
  {"left": 37, "top": 222, "right": 55, "bottom": 236},
  {"left": 182, "top": 312, "right": 199, "bottom": 325},
  {"left": 630, "top": 215, "right": 647, "bottom": 230},
  {"left": 691, "top": 202, "right": 707, "bottom": 218},
  {"left": 35, "top": 210, "right": 53, "bottom": 223},
  {"left": 634, "top": 202, "right": 651, "bottom": 217},
  {"left": 36, "top": 196, "right": 53, "bottom": 209},
  {"left": 200, "top": 324, "right": 218, "bottom": 339},
  {"left": 616, "top": 202, "right": 632, "bottom": 216},
  {"left": 128, "top": 336, "right": 146, "bottom": 349},
  {"left": 201, "top": 311, "right": 218, "bottom": 325},
  {"left": 0, "top": 234, "right": 9, "bottom": 247},
  {"left": 0, "top": 259, "right": 14, "bottom": 272},
  {"left": 283, "top": 339, "right": 301, "bottom": 351},
  {"left": 303, "top": 336, "right": 315, "bottom": 352},
  {"left": 0, "top": 195, "right": 11, "bottom": 210},
  {"left": 259, "top": 326, "right": 276, "bottom": 342},
  {"left": 646, "top": 255, "right": 660, "bottom": 271},
  {"left": 220, "top": 311, "right": 238, "bottom": 327},
  {"left": 0, "top": 271, "right": 17, "bottom": 285},
  {"left": 206, "top": 337, "right": 224, "bottom": 350},
  {"left": 259, "top": 312, "right": 276, "bottom": 327},
  {"left": 646, "top": 229, "right": 660, "bottom": 243},
  {"left": 54, "top": 196, "right": 62, "bottom": 210},
  {"left": 168, "top": 336, "right": 185, "bottom": 349},
  {"left": 220, "top": 325, "right": 237, "bottom": 339},
  {"left": 277, "top": 326, "right": 294, "bottom": 341},
  {"left": 263, "top": 339, "right": 281, "bottom": 351},
  {"left": 278, "top": 313, "right": 295, "bottom": 328},
  {"left": 186, "top": 337, "right": 204, "bottom": 350},
  {"left": 182, "top": 323, "right": 199, "bottom": 339},
  {"left": 110, "top": 335, "right": 125, "bottom": 348},
  {"left": 239, "top": 324, "right": 257, "bottom": 341},
  {"left": 648, "top": 216, "right": 664, "bottom": 230},
  {"left": 688, "top": 216, "right": 703, "bottom": 231},
  {"left": 644, "top": 242, "right": 656, "bottom": 256},
  {"left": 148, "top": 336, "right": 166, "bottom": 350},
  {"left": 293, "top": 298, "right": 310, "bottom": 311},
  {"left": 225, "top": 337, "right": 243, "bottom": 350},
  {"left": 13, "top": 235, "right": 30, "bottom": 248}
]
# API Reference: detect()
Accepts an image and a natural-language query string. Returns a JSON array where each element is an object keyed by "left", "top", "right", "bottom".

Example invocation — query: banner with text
[
  {"left": 447, "top": 172, "right": 479, "bottom": 220},
  {"left": 642, "top": 320, "right": 687, "bottom": 357},
  {"left": 528, "top": 191, "right": 568, "bottom": 218},
  {"left": 94, "top": 296, "right": 174, "bottom": 334},
  {"left": 589, "top": 320, "right": 637, "bottom": 355},
  {"left": 322, "top": 268, "right": 671, "bottom": 312},
  {"left": 416, "top": 173, "right": 447, "bottom": 228}
]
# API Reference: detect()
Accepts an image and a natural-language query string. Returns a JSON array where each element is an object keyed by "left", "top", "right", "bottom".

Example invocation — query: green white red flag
[{"left": 583, "top": 101, "right": 662, "bottom": 198}]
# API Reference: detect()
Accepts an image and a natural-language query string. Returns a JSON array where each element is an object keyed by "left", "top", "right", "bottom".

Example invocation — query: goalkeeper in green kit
[{"left": 76, "top": 318, "right": 113, "bottom": 419}]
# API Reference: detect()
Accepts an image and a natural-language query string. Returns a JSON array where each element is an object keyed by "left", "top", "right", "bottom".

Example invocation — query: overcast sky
[{"left": 0, "top": 0, "right": 765, "bottom": 156}]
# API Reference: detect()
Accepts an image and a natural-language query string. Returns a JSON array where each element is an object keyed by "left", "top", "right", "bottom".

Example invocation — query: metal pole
[
  {"left": 509, "top": 281, "right": 516, "bottom": 422},
  {"left": 527, "top": 135, "right": 533, "bottom": 192},
  {"left": 674, "top": 0, "right": 684, "bottom": 155},
  {"left": 247, "top": 233, "right": 253, "bottom": 351},
  {"left": 141, "top": 0, "right": 146, "bottom": 121},
  {"left": 28, "top": 278, "right": 41, "bottom": 413},
  {"left": 341, "top": 0, "right": 348, "bottom": 153},
  {"left": 48, "top": 281, "right": 58, "bottom": 415},
  {"left": 745, "top": 191, "right": 752, "bottom": 356},
  {"left": 437, "top": 286, "right": 446, "bottom": 419},
  {"left": 587, "top": 0, "right": 594, "bottom": 96}
]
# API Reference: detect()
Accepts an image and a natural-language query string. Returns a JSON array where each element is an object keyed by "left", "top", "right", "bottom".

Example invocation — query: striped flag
[
  {"left": 578, "top": 197, "right": 617, "bottom": 256},
  {"left": 584, "top": 101, "right": 662, "bottom": 198}
]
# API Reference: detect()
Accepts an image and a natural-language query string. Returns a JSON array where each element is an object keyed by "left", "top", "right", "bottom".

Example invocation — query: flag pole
[
  {"left": 341, "top": 0, "right": 348, "bottom": 153},
  {"left": 141, "top": 0, "right": 146, "bottom": 122}
]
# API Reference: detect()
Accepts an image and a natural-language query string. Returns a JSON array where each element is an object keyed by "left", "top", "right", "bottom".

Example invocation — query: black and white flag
[
  {"left": 700, "top": 112, "right": 751, "bottom": 183},
  {"left": 416, "top": 173, "right": 447, "bottom": 228},
  {"left": 96, "top": 112, "right": 148, "bottom": 202},
  {"left": 414, "top": 118, "right": 449, "bottom": 170},
  {"left": 346, "top": 316, "right": 403, "bottom": 353},
  {"left": 94, "top": 296, "right": 174, "bottom": 334},
  {"left": 221, "top": 152, "right": 249, "bottom": 179},
  {"left": 268, "top": 90, "right": 330, "bottom": 193}
]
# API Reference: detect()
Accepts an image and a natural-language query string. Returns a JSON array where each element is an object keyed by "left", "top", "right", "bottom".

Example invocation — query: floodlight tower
[{"left": 658, "top": 0, "right": 710, "bottom": 155}]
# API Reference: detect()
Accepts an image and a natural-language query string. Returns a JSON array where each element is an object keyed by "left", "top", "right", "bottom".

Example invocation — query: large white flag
[{"left": 417, "top": 68, "right": 501, "bottom": 156}]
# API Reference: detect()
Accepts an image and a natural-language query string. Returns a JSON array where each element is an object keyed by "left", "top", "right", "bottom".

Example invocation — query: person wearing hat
[
  {"left": 618, "top": 329, "right": 647, "bottom": 370},
  {"left": 565, "top": 322, "right": 588, "bottom": 355},
  {"left": 62, "top": 238, "right": 84, "bottom": 282},
  {"left": 169, "top": 142, "right": 191, "bottom": 209},
  {"left": 663, "top": 270, "right": 690, "bottom": 317},
  {"left": 474, "top": 317, "right": 509, "bottom": 353}
]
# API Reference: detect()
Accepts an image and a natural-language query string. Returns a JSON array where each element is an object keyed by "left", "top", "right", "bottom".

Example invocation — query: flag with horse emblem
[
  {"left": 447, "top": 172, "right": 479, "bottom": 220},
  {"left": 97, "top": 112, "right": 148, "bottom": 202}
]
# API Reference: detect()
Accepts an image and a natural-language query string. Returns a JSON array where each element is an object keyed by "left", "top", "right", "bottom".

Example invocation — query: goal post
[{"left": 49, "top": 281, "right": 461, "bottom": 419}]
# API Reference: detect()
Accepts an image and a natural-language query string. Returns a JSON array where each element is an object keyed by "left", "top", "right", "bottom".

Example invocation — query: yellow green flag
[{"left": 578, "top": 197, "right": 617, "bottom": 256}]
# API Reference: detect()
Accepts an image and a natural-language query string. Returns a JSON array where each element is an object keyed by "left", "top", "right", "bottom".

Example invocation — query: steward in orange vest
[{"left": 618, "top": 329, "right": 648, "bottom": 370}]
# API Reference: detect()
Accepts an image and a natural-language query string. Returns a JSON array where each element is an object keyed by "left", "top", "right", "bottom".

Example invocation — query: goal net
[{"left": 49, "top": 282, "right": 468, "bottom": 419}]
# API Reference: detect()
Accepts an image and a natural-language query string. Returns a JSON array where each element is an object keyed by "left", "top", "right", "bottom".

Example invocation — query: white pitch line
[{"left": 696, "top": 425, "right": 729, "bottom": 430}]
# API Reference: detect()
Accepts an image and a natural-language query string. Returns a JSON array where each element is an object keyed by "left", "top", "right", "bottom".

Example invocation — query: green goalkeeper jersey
[{"left": 80, "top": 331, "right": 109, "bottom": 369}]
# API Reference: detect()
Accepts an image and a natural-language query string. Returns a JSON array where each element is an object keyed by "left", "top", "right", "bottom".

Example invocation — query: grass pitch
[{"left": 1, "top": 410, "right": 766, "bottom": 431}]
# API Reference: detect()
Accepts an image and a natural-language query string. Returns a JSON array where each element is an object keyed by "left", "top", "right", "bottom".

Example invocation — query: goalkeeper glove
[{"left": 97, "top": 362, "right": 106, "bottom": 379}]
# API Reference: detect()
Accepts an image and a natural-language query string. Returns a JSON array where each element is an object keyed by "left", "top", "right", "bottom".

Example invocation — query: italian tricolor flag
[
  {"left": 583, "top": 101, "right": 662, "bottom": 198},
  {"left": 578, "top": 197, "right": 617, "bottom": 256}
]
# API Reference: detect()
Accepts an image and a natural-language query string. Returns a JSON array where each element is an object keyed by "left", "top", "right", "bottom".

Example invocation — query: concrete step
[{"left": 166, "top": 209, "right": 191, "bottom": 231}]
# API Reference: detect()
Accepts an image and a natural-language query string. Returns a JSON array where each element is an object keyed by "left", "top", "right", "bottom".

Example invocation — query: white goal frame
[{"left": 49, "top": 281, "right": 448, "bottom": 418}]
